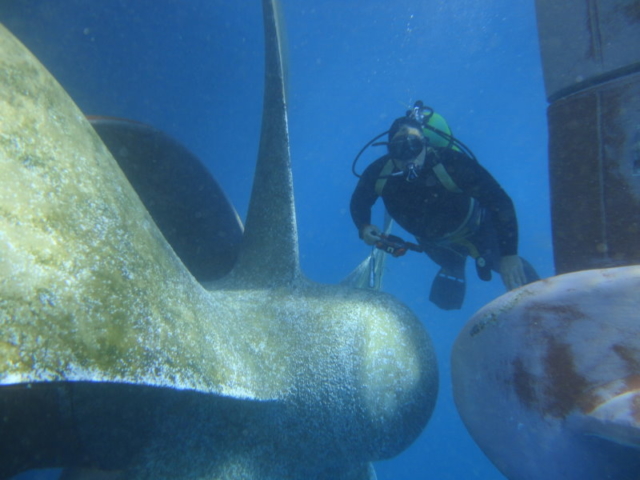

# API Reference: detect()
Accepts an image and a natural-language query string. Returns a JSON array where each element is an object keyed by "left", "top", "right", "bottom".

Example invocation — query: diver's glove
[
  {"left": 499, "top": 255, "right": 527, "bottom": 290},
  {"left": 359, "top": 224, "right": 382, "bottom": 246}
]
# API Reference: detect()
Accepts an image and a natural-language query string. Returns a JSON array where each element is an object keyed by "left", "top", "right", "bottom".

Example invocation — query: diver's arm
[
  {"left": 359, "top": 224, "right": 382, "bottom": 245},
  {"left": 499, "top": 255, "right": 527, "bottom": 290},
  {"left": 350, "top": 160, "right": 385, "bottom": 236}
]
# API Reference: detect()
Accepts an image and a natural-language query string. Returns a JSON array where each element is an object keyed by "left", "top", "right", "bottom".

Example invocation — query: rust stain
[
  {"left": 613, "top": 344, "right": 640, "bottom": 373},
  {"left": 511, "top": 357, "right": 537, "bottom": 411},
  {"left": 549, "top": 79, "right": 640, "bottom": 272},
  {"left": 539, "top": 304, "right": 587, "bottom": 322},
  {"left": 577, "top": 375, "right": 640, "bottom": 421},
  {"left": 509, "top": 338, "right": 596, "bottom": 419},
  {"left": 523, "top": 302, "right": 588, "bottom": 333},
  {"left": 542, "top": 337, "right": 589, "bottom": 418},
  {"left": 600, "top": 81, "right": 640, "bottom": 266}
]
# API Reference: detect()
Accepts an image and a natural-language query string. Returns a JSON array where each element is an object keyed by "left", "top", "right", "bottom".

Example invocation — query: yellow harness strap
[
  {"left": 450, "top": 237, "right": 481, "bottom": 259},
  {"left": 375, "top": 159, "right": 462, "bottom": 196},
  {"left": 374, "top": 159, "right": 395, "bottom": 196},
  {"left": 432, "top": 163, "right": 461, "bottom": 193}
]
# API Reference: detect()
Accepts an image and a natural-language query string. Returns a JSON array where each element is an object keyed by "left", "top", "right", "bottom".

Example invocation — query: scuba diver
[{"left": 350, "top": 102, "right": 539, "bottom": 310}]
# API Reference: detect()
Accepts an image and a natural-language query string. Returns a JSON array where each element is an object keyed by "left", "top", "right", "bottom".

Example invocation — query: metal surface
[
  {"left": 0, "top": 0, "right": 437, "bottom": 477},
  {"left": 87, "top": 116, "right": 243, "bottom": 283},
  {"left": 452, "top": 267, "right": 640, "bottom": 480},
  {"left": 536, "top": 0, "right": 640, "bottom": 273}
]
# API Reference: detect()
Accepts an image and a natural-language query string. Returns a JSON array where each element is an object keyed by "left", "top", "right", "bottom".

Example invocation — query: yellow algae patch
[{"left": 0, "top": 24, "right": 266, "bottom": 398}]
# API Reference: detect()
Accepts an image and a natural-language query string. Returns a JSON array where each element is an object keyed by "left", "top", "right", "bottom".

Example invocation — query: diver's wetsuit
[{"left": 350, "top": 146, "right": 528, "bottom": 309}]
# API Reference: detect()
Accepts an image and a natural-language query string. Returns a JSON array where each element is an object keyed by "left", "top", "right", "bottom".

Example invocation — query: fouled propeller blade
[
  {"left": 87, "top": 116, "right": 243, "bottom": 283},
  {"left": 0, "top": 1, "right": 437, "bottom": 478}
]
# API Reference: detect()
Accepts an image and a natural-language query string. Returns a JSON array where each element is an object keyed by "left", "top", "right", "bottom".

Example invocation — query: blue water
[{"left": 2, "top": 1, "right": 554, "bottom": 478}]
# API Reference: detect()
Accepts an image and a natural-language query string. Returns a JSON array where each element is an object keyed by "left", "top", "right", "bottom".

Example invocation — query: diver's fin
[{"left": 429, "top": 268, "right": 466, "bottom": 310}]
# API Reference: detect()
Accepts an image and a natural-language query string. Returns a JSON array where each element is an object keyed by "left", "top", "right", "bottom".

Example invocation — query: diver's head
[{"left": 387, "top": 117, "right": 426, "bottom": 162}]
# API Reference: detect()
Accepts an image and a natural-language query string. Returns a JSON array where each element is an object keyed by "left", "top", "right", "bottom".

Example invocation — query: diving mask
[{"left": 388, "top": 133, "right": 425, "bottom": 161}]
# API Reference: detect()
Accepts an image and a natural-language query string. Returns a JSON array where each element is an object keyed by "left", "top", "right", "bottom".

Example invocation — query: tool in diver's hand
[
  {"left": 374, "top": 233, "right": 423, "bottom": 257},
  {"left": 368, "top": 248, "right": 377, "bottom": 288}
]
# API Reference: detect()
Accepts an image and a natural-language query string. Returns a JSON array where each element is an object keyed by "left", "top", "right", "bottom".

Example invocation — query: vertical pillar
[{"left": 535, "top": 0, "right": 640, "bottom": 274}]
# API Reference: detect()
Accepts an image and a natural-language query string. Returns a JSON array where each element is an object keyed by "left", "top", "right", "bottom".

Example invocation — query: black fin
[{"left": 429, "top": 269, "right": 466, "bottom": 310}]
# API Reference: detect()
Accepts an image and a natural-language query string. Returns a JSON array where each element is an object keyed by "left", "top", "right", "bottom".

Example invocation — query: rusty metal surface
[{"left": 548, "top": 72, "right": 640, "bottom": 274}]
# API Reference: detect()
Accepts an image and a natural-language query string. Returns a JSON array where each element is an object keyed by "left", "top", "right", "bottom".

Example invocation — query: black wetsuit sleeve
[
  {"left": 350, "top": 158, "right": 386, "bottom": 232},
  {"left": 447, "top": 152, "right": 519, "bottom": 257}
]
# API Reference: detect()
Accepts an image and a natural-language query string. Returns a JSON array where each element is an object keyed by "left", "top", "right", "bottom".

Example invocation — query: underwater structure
[
  {"left": 452, "top": 267, "right": 640, "bottom": 479},
  {"left": 452, "top": 1, "right": 640, "bottom": 478},
  {"left": 0, "top": 1, "right": 438, "bottom": 478},
  {"left": 539, "top": 0, "right": 640, "bottom": 274}
]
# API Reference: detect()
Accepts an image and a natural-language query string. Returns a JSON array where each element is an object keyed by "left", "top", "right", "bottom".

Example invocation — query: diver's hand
[
  {"left": 359, "top": 224, "right": 382, "bottom": 246},
  {"left": 499, "top": 255, "right": 526, "bottom": 290}
]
